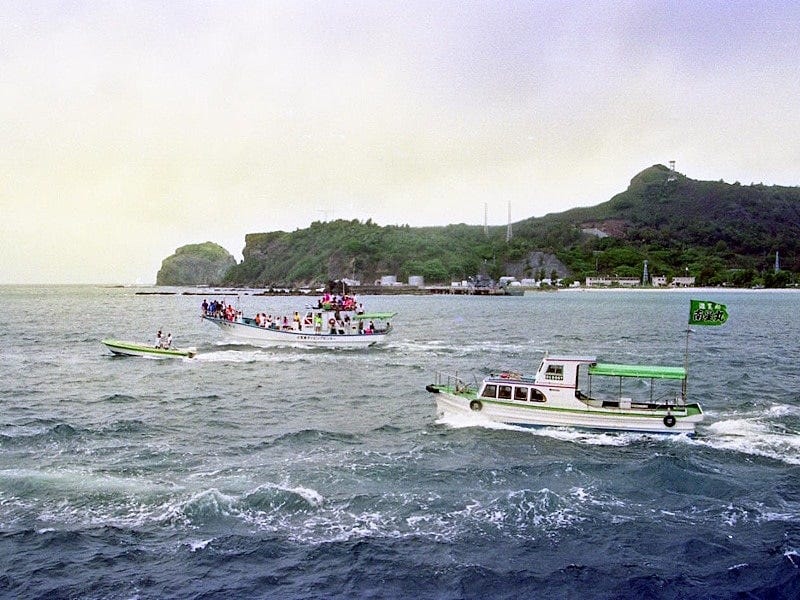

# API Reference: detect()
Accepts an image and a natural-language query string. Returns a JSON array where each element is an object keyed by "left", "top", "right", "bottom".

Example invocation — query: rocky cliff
[{"left": 156, "top": 242, "right": 236, "bottom": 286}]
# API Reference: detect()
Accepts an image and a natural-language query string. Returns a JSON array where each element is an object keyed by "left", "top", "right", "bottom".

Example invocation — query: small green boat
[{"left": 102, "top": 339, "right": 196, "bottom": 359}]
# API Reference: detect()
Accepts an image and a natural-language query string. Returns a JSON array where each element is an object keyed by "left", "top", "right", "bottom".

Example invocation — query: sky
[{"left": 1, "top": 1, "right": 799, "bottom": 284}]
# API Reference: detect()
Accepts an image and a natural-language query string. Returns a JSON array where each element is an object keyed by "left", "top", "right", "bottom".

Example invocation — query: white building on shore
[{"left": 585, "top": 276, "right": 641, "bottom": 287}]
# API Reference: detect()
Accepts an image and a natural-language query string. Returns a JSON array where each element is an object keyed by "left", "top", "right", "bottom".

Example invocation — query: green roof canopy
[
  {"left": 588, "top": 363, "right": 686, "bottom": 380},
  {"left": 353, "top": 312, "right": 397, "bottom": 320}
]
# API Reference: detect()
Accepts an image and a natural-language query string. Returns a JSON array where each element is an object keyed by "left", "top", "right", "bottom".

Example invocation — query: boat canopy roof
[
  {"left": 588, "top": 363, "right": 686, "bottom": 380},
  {"left": 353, "top": 312, "right": 397, "bottom": 320}
]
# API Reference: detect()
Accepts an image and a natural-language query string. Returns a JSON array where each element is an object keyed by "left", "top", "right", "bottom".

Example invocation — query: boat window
[
  {"left": 498, "top": 385, "right": 512, "bottom": 400},
  {"left": 530, "top": 389, "right": 546, "bottom": 402},
  {"left": 545, "top": 364, "right": 564, "bottom": 381},
  {"left": 481, "top": 384, "right": 497, "bottom": 398},
  {"left": 514, "top": 386, "right": 529, "bottom": 401}
]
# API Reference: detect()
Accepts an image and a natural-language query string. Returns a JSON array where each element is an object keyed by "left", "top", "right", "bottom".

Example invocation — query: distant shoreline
[{"left": 131, "top": 285, "right": 799, "bottom": 296}]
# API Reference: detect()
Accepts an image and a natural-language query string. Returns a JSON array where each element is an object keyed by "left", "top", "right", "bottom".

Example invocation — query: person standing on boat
[
  {"left": 155, "top": 329, "right": 162, "bottom": 348},
  {"left": 165, "top": 333, "right": 173, "bottom": 349}
]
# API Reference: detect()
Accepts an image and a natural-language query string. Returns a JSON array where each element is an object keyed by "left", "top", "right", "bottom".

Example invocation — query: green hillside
[
  {"left": 218, "top": 165, "right": 799, "bottom": 288},
  {"left": 156, "top": 242, "right": 236, "bottom": 286}
]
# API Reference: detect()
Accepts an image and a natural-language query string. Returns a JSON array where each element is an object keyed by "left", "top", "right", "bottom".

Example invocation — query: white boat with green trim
[
  {"left": 426, "top": 354, "right": 703, "bottom": 434},
  {"left": 202, "top": 308, "right": 396, "bottom": 348},
  {"left": 102, "top": 339, "right": 197, "bottom": 359}
]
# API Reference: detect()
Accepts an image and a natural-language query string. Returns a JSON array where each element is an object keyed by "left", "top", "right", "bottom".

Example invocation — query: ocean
[{"left": 0, "top": 286, "right": 798, "bottom": 599}]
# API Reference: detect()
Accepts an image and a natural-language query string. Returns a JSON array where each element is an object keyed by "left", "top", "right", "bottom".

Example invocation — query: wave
[
  {"left": 157, "top": 483, "right": 326, "bottom": 531},
  {"left": 97, "top": 393, "right": 140, "bottom": 403},
  {"left": 0, "top": 422, "right": 81, "bottom": 447},
  {"left": 243, "top": 483, "right": 324, "bottom": 512},
  {"left": 270, "top": 429, "right": 361, "bottom": 447},
  {"left": 0, "top": 463, "right": 603, "bottom": 545}
]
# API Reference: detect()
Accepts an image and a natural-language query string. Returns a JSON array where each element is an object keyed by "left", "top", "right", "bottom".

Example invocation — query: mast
[{"left": 682, "top": 327, "right": 691, "bottom": 401}]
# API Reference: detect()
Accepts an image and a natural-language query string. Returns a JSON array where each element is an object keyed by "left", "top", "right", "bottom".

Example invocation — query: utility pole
[{"left": 506, "top": 202, "right": 512, "bottom": 242}]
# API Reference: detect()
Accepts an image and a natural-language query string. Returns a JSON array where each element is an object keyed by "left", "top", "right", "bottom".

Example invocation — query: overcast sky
[{"left": 2, "top": 1, "right": 799, "bottom": 284}]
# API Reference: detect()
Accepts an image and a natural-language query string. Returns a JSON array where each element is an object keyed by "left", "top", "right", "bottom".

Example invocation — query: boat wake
[
  {"left": 436, "top": 412, "right": 649, "bottom": 446},
  {"left": 194, "top": 349, "right": 303, "bottom": 364},
  {"left": 437, "top": 405, "right": 800, "bottom": 459},
  {"left": 693, "top": 405, "right": 800, "bottom": 465},
  {"left": 397, "top": 338, "right": 540, "bottom": 358}
]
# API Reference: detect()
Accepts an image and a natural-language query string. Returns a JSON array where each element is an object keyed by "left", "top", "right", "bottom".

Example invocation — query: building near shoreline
[
  {"left": 586, "top": 275, "right": 696, "bottom": 287},
  {"left": 585, "top": 276, "right": 641, "bottom": 287},
  {"left": 669, "top": 276, "right": 696, "bottom": 287}
]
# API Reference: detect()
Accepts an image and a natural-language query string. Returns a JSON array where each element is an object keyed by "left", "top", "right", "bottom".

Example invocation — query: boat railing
[{"left": 433, "top": 371, "right": 474, "bottom": 393}]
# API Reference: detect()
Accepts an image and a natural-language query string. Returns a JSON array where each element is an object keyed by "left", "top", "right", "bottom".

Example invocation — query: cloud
[{"left": 1, "top": 1, "right": 798, "bottom": 283}]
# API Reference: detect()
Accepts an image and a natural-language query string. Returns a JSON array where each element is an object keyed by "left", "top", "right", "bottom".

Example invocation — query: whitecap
[
  {"left": 244, "top": 482, "right": 324, "bottom": 511},
  {"left": 785, "top": 549, "right": 799, "bottom": 568},
  {"left": 188, "top": 538, "right": 213, "bottom": 552}
]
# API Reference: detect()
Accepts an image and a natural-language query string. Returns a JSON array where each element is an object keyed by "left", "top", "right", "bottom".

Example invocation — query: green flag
[{"left": 689, "top": 299, "right": 728, "bottom": 326}]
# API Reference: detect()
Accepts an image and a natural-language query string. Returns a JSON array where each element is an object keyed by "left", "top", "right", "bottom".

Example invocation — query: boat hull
[
  {"left": 430, "top": 386, "right": 702, "bottom": 435},
  {"left": 202, "top": 316, "right": 388, "bottom": 348},
  {"left": 102, "top": 339, "right": 196, "bottom": 359}
]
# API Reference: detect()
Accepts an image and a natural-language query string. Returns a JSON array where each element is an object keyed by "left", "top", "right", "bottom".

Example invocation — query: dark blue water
[{"left": 1, "top": 286, "right": 798, "bottom": 599}]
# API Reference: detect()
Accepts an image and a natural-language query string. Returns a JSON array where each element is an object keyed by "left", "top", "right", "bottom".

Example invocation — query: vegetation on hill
[
  {"left": 223, "top": 221, "right": 500, "bottom": 287},
  {"left": 527, "top": 164, "right": 799, "bottom": 287},
  {"left": 197, "top": 165, "right": 799, "bottom": 288},
  {"left": 156, "top": 242, "right": 236, "bottom": 286}
]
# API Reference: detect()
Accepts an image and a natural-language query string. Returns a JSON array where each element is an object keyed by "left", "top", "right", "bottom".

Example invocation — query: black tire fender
[
  {"left": 470, "top": 399, "right": 482, "bottom": 411},
  {"left": 663, "top": 414, "right": 677, "bottom": 428}
]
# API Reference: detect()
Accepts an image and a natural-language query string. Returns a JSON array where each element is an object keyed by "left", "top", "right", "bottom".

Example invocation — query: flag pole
[{"left": 683, "top": 326, "right": 691, "bottom": 401}]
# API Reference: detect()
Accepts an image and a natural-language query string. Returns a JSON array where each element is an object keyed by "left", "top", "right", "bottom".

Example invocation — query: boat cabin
[
  {"left": 533, "top": 355, "right": 597, "bottom": 387},
  {"left": 479, "top": 356, "right": 594, "bottom": 403},
  {"left": 477, "top": 355, "right": 688, "bottom": 409}
]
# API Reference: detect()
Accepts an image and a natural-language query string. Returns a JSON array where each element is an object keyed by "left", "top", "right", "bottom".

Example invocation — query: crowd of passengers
[
  {"left": 202, "top": 299, "right": 242, "bottom": 322},
  {"left": 201, "top": 295, "right": 378, "bottom": 335},
  {"left": 315, "top": 293, "right": 363, "bottom": 313}
]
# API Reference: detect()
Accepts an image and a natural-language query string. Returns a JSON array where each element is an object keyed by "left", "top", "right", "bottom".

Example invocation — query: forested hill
[{"left": 220, "top": 164, "right": 800, "bottom": 288}]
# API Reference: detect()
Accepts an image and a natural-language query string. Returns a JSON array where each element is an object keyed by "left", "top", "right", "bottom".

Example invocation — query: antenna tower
[
  {"left": 667, "top": 160, "right": 677, "bottom": 182},
  {"left": 506, "top": 202, "right": 512, "bottom": 242}
]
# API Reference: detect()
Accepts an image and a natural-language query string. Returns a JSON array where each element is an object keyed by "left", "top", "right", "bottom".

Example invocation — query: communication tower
[
  {"left": 506, "top": 202, "right": 512, "bottom": 242},
  {"left": 667, "top": 160, "right": 677, "bottom": 182}
]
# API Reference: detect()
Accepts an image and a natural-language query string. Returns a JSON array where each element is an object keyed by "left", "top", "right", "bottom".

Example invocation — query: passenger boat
[
  {"left": 201, "top": 304, "right": 396, "bottom": 348},
  {"left": 102, "top": 339, "right": 197, "bottom": 359},
  {"left": 425, "top": 354, "right": 703, "bottom": 434}
]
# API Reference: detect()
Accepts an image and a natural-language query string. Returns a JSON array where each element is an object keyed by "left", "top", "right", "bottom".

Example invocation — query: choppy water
[{"left": 0, "top": 286, "right": 798, "bottom": 599}]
